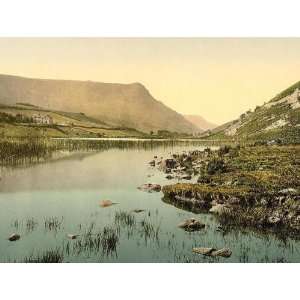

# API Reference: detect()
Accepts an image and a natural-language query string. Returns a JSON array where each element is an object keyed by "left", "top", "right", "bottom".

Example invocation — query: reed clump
[
  {"left": 44, "top": 217, "right": 64, "bottom": 232},
  {"left": 72, "top": 225, "right": 120, "bottom": 257},
  {"left": 24, "top": 248, "right": 64, "bottom": 263},
  {"left": 114, "top": 211, "right": 136, "bottom": 227},
  {"left": 26, "top": 218, "right": 38, "bottom": 232},
  {"left": 140, "top": 219, "right": 160, "bottom": 241}
]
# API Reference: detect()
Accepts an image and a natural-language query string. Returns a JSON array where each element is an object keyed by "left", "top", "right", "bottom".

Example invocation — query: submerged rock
[
  {"left": 149, "top": 160, "right": 156, "bottom": 167},
  {"left": 8, "top": 233, "right": 20, "bottom": 241},
  {"left": 160, "top": 159, "right": 177, "bottom": 171},
  {"left": 166, "top": 175, "right": 174, "bottom": 180},
  {"left": 193, "top": 247, "right": 232, "bottom": 257},
  {"left": 138, "top": 183, "right": 161, "bottom": 193},
  {"left": 67, "top": 234, "right": 78, "bottom": 240},
  {"left": 211, "top": 248, "right": 232, "bottom": 257},
  {"left": 178, "top": 218, "right": 205, "bottom": 231},
  {"left": 99, "top": 200, "right": 117, "bottom": 207}
]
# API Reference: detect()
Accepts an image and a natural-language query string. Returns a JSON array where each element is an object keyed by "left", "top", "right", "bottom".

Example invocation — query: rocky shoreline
[{"left": 152, "top": 144, "right": 300, "bottom": 236}]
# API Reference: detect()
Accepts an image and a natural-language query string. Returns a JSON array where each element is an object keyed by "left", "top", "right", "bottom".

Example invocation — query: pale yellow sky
[{"left": 0, "top": 38, "right": 299, "bottom": 124}]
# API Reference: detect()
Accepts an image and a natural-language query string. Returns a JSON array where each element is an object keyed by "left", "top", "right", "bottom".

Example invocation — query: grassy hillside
[
  {"left": 0, "top": 103, "right": 146, "bottom": 138},
  {"left": 0, "top": 74, "right": 198, "bottom": 134},
  {"left": 204, "top": 81, "right": 300, "bottom": 143}
]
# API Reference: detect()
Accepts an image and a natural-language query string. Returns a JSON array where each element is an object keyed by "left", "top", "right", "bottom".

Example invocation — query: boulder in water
[
  {"left": 149, "top": 160, "right": 156, "bottom": 167},
  {"left": 192, "top": 247, "right": 215, "bottom": 255},
  {"left": 8, "top": 233, "right": 20, "bottom": 241},
  {"left": 193, "top": 247, "right": 232, "bottom": 257},
  {"left": 178, "top": 218, "right": 205, "bottom": 231},
  {"left": 138, "top": 183, "right": 161, "bottom": 193},
  {"left": 100, "top": 200, "right": 117, "bottom": 207},
  {"left": 67, "top": 234, "right": 79, "bottom": 240},
  {"left": 211, "top": 248, "right": 232, "bottom": 257}
]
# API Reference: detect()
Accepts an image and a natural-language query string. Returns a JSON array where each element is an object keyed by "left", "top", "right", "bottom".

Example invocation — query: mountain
[
  {"left": 183, "top": 114, "right": 217, "bottom": 131},
  {"left": 0, "top": 74, "right": 198, "bottom": 134},
  {"left": 206, "top": 81, "right": 300, "bottom": 143}
]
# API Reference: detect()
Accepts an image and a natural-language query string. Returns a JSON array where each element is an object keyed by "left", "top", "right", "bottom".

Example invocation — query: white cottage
[{"left": 32, "top": 114, "right": 53, "bottom": 125}]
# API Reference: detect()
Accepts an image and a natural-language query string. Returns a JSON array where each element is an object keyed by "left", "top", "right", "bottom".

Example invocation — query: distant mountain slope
[
  {"left": 183, "top": 114, "right": 217, "bottom": 131},
  {"left": 0, "top": 103, "right": 146, "bottom": 138},
  {"left": 0, "top": 74, "right": 198, "bottom": 134},
  {"left": 207, "top": 82, "right": 300, "bottom": 143}
]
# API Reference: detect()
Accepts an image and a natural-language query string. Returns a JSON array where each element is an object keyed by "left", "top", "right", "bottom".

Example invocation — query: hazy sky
[{"left": 0, "top": 38, "right": 300, "bottom": 124}]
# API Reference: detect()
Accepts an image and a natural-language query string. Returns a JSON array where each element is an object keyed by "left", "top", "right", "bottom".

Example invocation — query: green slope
[
  {"left": 0, "top": 103, "right": 146, "bottom": 138},
  {"left": 204, "top": 81, "right": 300, "bottom": 143}
]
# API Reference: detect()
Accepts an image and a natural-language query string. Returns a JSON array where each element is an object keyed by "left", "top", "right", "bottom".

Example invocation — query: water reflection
[{"left": 0, "top": 141, "right": 299, "bottom": 262}]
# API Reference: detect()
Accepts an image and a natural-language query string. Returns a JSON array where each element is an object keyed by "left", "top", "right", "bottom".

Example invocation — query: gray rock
[
  {"left": 192, "top": 247, "right": 214, "bottom": 255},
  {"left": 8, "top": 233, "right": 20, "bottom": 241},
  {"left": 160, "top": 158, "right": 177, "bottom": 170},
  {"left": 260, "top": 198, "right": 268, "bottom": 206},
  {"left": 149, "top": 160, "right": 155, "bottom": 167},
  {"left": 193, "top": 247, "right": 232, "bottom": 257},
  {"left": 211, "top": 248, "right": 232, "bottom": 257},
  {"left": 267, "top": 215, "right": 281, "bottom": 225},
  {"left": 279, "top": 188, "right": 298, "bottom": 195},
  {"left": 178, "top": 218, "right": 205, "bottom": 231},
  {"left": 67, "top": 234, "right": 78, "bottom": 240},
  {"left": 138, "top": 183, "right": 161, "bottom": 193},
  {"left": 209, "top": 204, "right": 230, "bottom": 215}
]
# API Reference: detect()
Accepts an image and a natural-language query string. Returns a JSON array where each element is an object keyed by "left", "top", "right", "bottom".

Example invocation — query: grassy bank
[{"left": 161, "top": 144, "right": 300, "bottom": 236}]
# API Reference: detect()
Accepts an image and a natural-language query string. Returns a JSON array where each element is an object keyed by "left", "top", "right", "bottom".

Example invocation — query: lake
[{"left": 0, "top": 141, "right": 299, "bottom": 262}]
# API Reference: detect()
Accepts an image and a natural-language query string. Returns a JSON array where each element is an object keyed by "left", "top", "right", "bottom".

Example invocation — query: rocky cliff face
[
  {"left": 0, "top": 74, "right": 198, "bottom": 134},
  {"left": 208, "top": 82, "right": 300, "bottom": 142}
]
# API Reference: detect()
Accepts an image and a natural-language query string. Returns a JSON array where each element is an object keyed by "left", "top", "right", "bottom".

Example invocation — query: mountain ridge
[
  {"left": 0, "top": 74, "right": 198, "bottom": 134},
  {"left": 183, "top": 114, "right": 217, "bottom": 131}
]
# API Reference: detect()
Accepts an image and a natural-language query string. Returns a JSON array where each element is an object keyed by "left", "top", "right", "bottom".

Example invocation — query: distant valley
[{"left": 183, "top": 114, "right": 217, "bottom": 132}]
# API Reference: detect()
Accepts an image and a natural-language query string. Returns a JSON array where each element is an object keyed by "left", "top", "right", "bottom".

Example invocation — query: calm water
[{"left": 0, "top": 143, "right": 299, "bottom": 262}]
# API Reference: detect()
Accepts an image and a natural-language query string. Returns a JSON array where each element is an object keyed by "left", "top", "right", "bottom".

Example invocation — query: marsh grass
[
  {"left": 24, "top": 248, "right": 64, "bottom": 263},
  {"left": 26, "top": 218, "right": 38, "bottom": 233},
  {"left": 11, "top": 219, "right": 22, "bottom": 229},
  {"left": 0, "top": 137, "right": 211, "bottom": 167},
  {"left": 101, "top": 226, "right": 120, "bottom": 256},
  {"left": 72, "top": 224, "right": 120, "bottom": 257},
  {"left": 0, "top": 138, "right": 54, "bottom": 166},
  {"left": 114, "top": 211, "right": 136, "bottom": 227},
  {"left": 44, "top": 217, "right": 64, "bottom": 232},
  {"left": 140, "top": 219, "right": 160, "bottom": 242}
]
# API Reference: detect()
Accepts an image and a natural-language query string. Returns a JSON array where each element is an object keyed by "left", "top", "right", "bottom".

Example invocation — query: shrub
[{"left": 207, "top": 158, "right": 226, "bottom": 175}]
